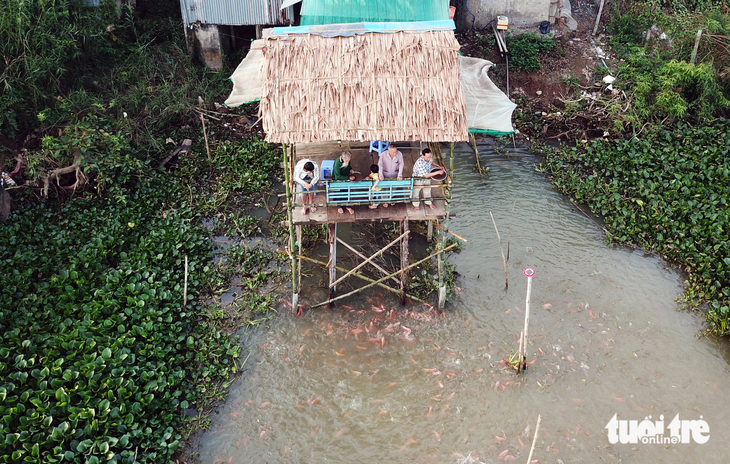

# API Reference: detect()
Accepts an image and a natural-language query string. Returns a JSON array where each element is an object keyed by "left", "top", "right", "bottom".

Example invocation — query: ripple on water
[{"left": 196, "top": 145, "right": 730, "bottom": 464}]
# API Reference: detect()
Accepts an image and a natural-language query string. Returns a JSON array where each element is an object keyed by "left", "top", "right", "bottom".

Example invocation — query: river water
[{"left": 196, "top": 146, "right": 730, "bottom": 463}]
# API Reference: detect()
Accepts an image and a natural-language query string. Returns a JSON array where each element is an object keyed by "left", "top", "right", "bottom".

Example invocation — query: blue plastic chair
[{"left": 369, "top": 141, "right": 390, "bottom": 154}]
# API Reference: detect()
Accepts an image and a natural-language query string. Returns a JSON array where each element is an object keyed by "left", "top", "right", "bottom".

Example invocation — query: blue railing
[{"left": 325, "top": 179, "right": 414, "bottom": 205}]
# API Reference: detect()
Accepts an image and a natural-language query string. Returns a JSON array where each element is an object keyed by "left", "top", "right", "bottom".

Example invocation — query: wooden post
[
  {"left": 490, "top": 211, "right": 509, "bottom": 289},
  {"left": 438, "top": 143, "right": 455, "bottom": 310},
  {"left": 426, "top": 221, "right": 433, "bottom": 242},
  {"left": 336, "top": 237, "right": 400, "bottom": 286},
  {"left": 328, "top": 223, "right": 337, "bottom": 306},
  {"left": 400, "top": 220, "right": 409, "bottom": 305},
  {"left": 284, "top": 251, "right": 428, "bottom": 304},
  {"left": 311, "top": 243, "right": 459, "bottom": 308},
  {"left": 519, "top": 268, "right": 535, "bottom": 372},
  {"left": 282, "top": 144, "right": 298, "bottom": 309},
  {"left": 592, "top": 0, "right": 605, "bottom": 36},
  {"left": 296, "top": 225, "right": 303, "bottom": 291},
  {"left": 690, "top": 29, "right": 703, "bottom": 64}
]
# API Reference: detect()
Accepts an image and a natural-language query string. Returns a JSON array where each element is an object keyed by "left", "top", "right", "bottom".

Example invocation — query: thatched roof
[{"left": 259, "top": 29, "right": 469, "bottom": 144}]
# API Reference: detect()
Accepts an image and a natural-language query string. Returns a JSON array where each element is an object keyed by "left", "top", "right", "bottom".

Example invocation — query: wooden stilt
[
  {"left": 427, "top": 220, "right": 433, "bottom": 242},
  {"left": 336, "top": 237, "right": 400, "bottom": 286},
  {"left": 282, "top": 143, "right": 299, "bottom": 309},
  {"left": 296, "top": 225, "right": 303, "bottom": 291},
  {"left": 328, "top": 223, "right": 337, "bottom": 306},
  {"left": 288, "top": 252, "right": 427, "bottom": 304},
  {"left": 400, "top": 220, "right": 409, "bottom": 305},
  {"left": 310, "top": 243, "right": 458, "bottom": 308},
  {"left": 437, "top": 143, "right": 455, "bottom": 310},
  {"left": 331, "top": 230, "right": 408, "bottom": 289},
  {"left": 519, "top": 269, "right": 534, "bottom": 372}
]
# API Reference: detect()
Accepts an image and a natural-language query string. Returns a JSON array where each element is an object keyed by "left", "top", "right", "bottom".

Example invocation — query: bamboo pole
[
  {"left": 690, "top": 29, "right": 703, "bottom": 64},
  {"left": 282, "top": 144, "right": 298, "bottom": 309},
  {"left": 471, "top": 132, "right": 484, "bottom": 175},
  {"left": 328, "top": 223, "right": 337, "bottom": 305},
  {"left": 280, "top": 251, "right": 430, "bottom": 305},
  {"left": 519, "top": 268, "right": 535, "bottom": 372},
  {"left": 507, "top": 199, "right": 516, "bottom": 261},
  {"left": 296, "top": 225, "right": 303, "bottom": 291},
  {"left": 438, "top": 143, "right": 455, "bottom": 310},
  {"left": 336, "top": 237, "right": 400, "bottom": 286},
  {"left": 400, "top": 220, "right": 409, "bottom": 305},
  {"left": 199, "top": 114, "right": 213, "bottom": 174},
  {"left": 430, "top": 220, "right": 467, "bottom": 243},
  {"left": 330, "top": 230, "right": 410, "bottom": 288},
  {"left": 489, "top": 211, "right": 509, "bottom": 289},
  {"left": 592, "top": 0, "right": 605, "bottom": 36},
  {"left": 525, "top": 414, "right": 542, "bottom": 464},
  {"left": 310, "top": 242, "right": 458, "bottom": 308}
]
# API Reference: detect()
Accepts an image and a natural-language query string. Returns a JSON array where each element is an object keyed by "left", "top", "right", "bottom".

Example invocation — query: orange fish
[
  {"left": 497, "top": 449, "right": 509, "bottom": 460},
  {"left": 356, "top": 345, "right": 367, "bottom": 350},
  {"left": 445, "top": 372, "right": 457, "bottom": 377},
  {"left": 447, "top": 392, "right": 456, "bottom": 401},
  {"left": 385, "top": 382, "right": 396, "bottom": 389},
  {"left": 258, "top": 429, "right": 267, "bottom": 440},
  {"left": 426, "top": 406, "right": 433, "bottom": 417},
  {"left": 259, "top": 402, "right": 270, "bottom": 409},
  {"left": 432, "top": 430, "right": 440, "bottom": 441},
  {"left": 378, "top": 410, "right": 388, "bottom": 416},
  {"left": 495, "top": 434, "right": 506, "bottom": 441},
  {"left": 299, "top": 345, "right": 305, "bottom": 355},
  {"left": 369, "top": 369, "right": 379, "bottom": 381},
  {"left": 334, "top": 429, "right": 344, "bottom": 438},
  {"left": 351, "top": 370, "right": 362, "bottom": 376}
]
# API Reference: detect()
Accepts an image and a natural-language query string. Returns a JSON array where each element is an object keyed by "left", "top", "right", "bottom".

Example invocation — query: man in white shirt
[{"left": 293, "top": 159, "right": 319, "bottom": 214}]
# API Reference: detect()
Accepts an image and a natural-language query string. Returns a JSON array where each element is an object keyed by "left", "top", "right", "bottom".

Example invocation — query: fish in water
[
  {"left": 432, "top": 430, "right": 440, "bottom": 441},
  {"left": 497, "top": 449, "right": 509, "bottom": 460},
  {"left": 259, "top": 402, "right": 270, "bottom": 409},
  {"left": 258, "top": 429, "right": 267, "bottom": 440}
]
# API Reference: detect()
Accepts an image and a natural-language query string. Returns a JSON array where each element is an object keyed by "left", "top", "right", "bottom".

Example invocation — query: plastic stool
[
  {"left": 320, "top": 159, "right": 335, "bottom": 179},
  {"left": 369, "top": 141, "right": 390, "bottom": 154}
]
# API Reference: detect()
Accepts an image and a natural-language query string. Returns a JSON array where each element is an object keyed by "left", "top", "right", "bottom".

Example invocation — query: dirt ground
[{"left": 456, "top": 0, "right": 615, "bottom": 142}]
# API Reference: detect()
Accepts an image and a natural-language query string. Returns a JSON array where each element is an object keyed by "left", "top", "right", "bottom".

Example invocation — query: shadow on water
[{"left": 195, "top": 143, "right": 730, "bottom": 464}]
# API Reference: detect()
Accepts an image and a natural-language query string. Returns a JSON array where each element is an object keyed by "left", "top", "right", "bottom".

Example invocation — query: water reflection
[{"left": 195, "top": 145, "right": 730, "bottom": 463}]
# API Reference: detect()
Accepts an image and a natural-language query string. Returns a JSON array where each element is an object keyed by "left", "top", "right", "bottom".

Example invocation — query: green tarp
[{"left": 300, "top": 0, "right": 449, "bottom": 25}]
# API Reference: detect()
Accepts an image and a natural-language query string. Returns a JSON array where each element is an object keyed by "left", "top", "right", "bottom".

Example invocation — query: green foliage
[
  {"left": 540, "top": 120, "right": 730, "bottom": 334},
  {"left": 505, "top": 33, "right": 555, "bottom": 72},
  {"left": 0, "top": 0, "right": 119, "bottom": 135},
  {"left": 618, "top": 53, "right": 730, "bottom": 122},
  {"left": 0, "top": 178, "right": 243, "bottom": 462}
]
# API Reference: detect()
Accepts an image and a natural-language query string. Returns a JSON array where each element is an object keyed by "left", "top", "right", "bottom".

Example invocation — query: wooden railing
[{"left": 325, "top": 179, "right": 414, "bottom": 205}]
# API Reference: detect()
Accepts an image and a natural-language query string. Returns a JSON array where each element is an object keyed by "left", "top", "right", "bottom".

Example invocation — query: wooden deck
[
  {"left": 295, "top": 141, "right": 426, "bottom": 178},
  {"left": 292, "top": 200, "right": 446, "bottom": 225},
  {"left": 291, "top": 141, "right": 445, "bottom": 225}
]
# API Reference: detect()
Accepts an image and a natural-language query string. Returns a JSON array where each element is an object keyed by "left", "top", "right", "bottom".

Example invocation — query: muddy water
[{"left": 196, "top": 146, "right": 730, "bottom": 463}]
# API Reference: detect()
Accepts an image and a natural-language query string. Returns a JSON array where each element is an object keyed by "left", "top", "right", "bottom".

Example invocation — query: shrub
[{"left": 505, "top": 33, "right": 555, "bottom": 72}]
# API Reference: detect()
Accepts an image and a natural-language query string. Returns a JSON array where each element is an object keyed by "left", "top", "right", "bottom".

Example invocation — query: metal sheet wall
[{"left": 181, "top": 0, "right": 294, "bottom": 26}]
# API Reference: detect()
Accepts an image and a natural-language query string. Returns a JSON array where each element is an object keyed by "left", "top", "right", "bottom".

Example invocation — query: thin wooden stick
[
  {"left": 519, "top": 270, "right": 534, "bottom": 372},
  {"left": 430, "top": 220, "right": 467, "bottom": 242},
  {"left": 525, "top": 414, "right": 542, "bottom": 464},
  {"left": 277, "top": 250, "right": 427, "bottom": 304},
  {"left": 489, "top": 211, "right": 509, "bottom": 289},
  {"left": 199, "top": 113, "right": 213, "bottom": 174},
  {"left": 330, "top": 230, "right": 409, "bottom": 288},
  {"left": 592, "top": 0, "right": 605, "bottom": 36},
  {"left": 507, "top": 200, "right": 516, "bottom": 261},
  {"left": 310, "top": 243, "right": 458, "bottom": 308},
  {"left": 183, "top": 255, "right": 188, "bottom": 308},
  {"left": 336, "top": 236, "right": 401, "bottom": 286}
]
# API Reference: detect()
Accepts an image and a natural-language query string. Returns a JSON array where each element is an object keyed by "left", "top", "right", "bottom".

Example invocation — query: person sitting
[
  {"left": 293, "top": 159, "right": 319, "bottom": 214},
  {"left": 333, "top": 151, "right": 355, "bottom": 215},
  {"left": 378, "top": 144, "right": 404, "bottom": 181},
  {"left": 368, "top": 164, "right": 382, "bottom": 209},
  {"left": 411, "top": 148, "right": 444, "bottom": 211}
]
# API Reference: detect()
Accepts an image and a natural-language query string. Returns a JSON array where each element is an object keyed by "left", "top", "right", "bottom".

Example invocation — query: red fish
[
  {"left": 426, "top": 406, "right": 433, "bottom": 417},
  {"left": 445, "top": 372, "right": 457, "bottom": 377},
  {"left": 432, "top": 430, "right": 440, "bottom": 441},
  {"left": 258, "top": 429, "right": 267, "bottom": 440},
  {"left": 497, "top": 449, "right": 509, "bottom": 460},
  {"left": 259, "top": 402, "right": 270, "bottom": 409}
]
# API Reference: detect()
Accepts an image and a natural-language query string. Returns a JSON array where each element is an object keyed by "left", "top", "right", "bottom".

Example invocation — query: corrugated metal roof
[{"left": 180, "top": 0, "right": 294, "bottom": 26}]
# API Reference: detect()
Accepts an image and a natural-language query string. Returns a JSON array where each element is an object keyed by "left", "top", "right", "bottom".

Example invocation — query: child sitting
[{"left": 368, "top": 164, "right": 385, "bottom": 209}]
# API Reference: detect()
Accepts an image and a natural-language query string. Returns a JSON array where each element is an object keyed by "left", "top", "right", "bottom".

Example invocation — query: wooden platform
[
  {"left": 292, "top": 200, "right": 446, "bottom": 225},
  {"left": 295, "top": 141, "right": 426, "bottom": 178}
]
